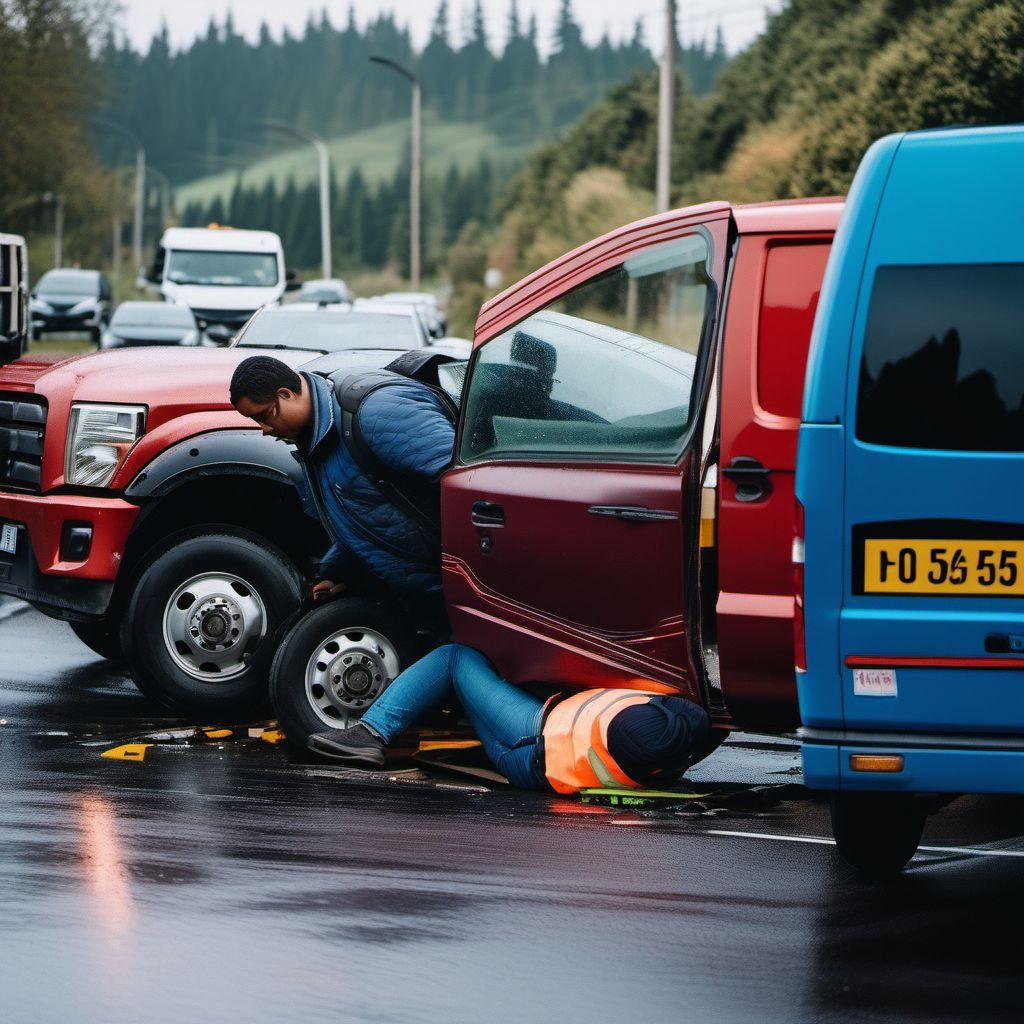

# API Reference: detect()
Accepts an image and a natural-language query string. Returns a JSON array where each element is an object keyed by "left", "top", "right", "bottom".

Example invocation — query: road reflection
[{"left": 76, "top": 792, "right": 135, "bottom": 935}]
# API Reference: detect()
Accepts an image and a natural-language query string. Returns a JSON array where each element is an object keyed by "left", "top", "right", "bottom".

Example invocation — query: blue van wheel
[{"left": 830, "top": 793, "right": 927, "bottom": 874}]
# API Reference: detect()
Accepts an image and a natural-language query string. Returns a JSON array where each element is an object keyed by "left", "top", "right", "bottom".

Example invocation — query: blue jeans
[{"left": 361, "top": 644, "right": 547, "bottom": 790}]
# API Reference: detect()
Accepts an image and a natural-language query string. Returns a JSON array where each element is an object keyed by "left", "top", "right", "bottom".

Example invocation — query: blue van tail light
[{"left": 793, "top": 499, "right": 806, "bottom": 673}]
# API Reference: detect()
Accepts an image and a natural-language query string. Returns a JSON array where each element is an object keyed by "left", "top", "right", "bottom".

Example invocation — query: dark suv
[{"left": 30, "top": 269, "right": 112, "bottom": 345}]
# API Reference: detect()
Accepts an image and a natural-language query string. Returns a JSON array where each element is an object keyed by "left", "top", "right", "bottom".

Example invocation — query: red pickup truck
[{"left": 0, "top": 198, "right": 839, "bottom": 732}]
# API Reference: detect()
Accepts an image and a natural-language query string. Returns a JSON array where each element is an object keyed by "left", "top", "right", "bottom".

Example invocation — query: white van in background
[{"left": 146, "top": 226, "right": 297, "bottom": 338}]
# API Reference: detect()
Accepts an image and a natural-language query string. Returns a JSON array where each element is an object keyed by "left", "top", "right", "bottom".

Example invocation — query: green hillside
[{"left": 175, "top": 115, "right": 534, "bottom": 209}]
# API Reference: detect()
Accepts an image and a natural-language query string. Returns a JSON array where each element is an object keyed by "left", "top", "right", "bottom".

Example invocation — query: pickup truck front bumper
[
  {"left": 800, "top": 726, "right": 1024, "bottom": 795},
  {"left": 0, "top": 490, "right": 139, "bottom": 620}
]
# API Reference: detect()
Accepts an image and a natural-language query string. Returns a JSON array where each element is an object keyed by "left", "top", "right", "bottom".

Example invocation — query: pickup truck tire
[
  {"left": 69, "top": 620, "right": 124, "bottom": 661},
  {"left": 270, "top": 598, "right": 418, "bottom": 754},
  {"left": 122, "top": 529, "right": 302, "bottom": 718},
  {"left": 830, "top": 792, "right": 928, "bottom": 874}
]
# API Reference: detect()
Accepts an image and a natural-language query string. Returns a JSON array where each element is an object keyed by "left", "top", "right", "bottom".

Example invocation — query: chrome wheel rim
[
  {"left": 304, "top": 626, "right": 400, "bottom": 729},
  {"left": 161, "top": 572, "right": 267, "bottom": 681}
]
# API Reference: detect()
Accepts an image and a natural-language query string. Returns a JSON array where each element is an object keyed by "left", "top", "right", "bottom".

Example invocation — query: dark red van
[{"left": 274, "top": 198, "right": 841, "bottom": 740}]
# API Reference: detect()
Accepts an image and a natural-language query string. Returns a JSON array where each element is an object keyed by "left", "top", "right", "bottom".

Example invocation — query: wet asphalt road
[{"left": 1, "top": 601, "right": 1022, "bottom": 1024}]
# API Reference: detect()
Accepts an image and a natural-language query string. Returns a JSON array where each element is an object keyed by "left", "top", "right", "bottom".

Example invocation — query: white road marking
[{"left": 708, "top": 828, "right": 1024, "bottom": 859}]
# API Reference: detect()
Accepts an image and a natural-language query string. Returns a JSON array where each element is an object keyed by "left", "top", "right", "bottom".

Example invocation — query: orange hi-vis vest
[{"left": 542, "top": 689, "right": 661, "bottom": 795}]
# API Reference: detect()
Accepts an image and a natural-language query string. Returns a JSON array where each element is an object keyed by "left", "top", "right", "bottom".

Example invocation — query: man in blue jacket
[{"left": 230, "top": 355, "right": 454, "bottom": 633}]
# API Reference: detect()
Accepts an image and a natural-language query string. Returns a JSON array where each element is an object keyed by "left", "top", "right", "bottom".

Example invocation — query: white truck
[
  {"left": 0, "top": 233, "right": 28, "bottom": 365},
  {"left": 145, "top": 226, "right": 297, "bottom": 339}
]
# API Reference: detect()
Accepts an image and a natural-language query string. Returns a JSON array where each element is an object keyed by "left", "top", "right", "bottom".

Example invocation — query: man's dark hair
[{"left": 230, "top": 356, "right": 302, "bottom": 405}]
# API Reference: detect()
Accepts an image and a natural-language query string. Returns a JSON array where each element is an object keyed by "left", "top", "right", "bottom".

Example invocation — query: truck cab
[
  {"left": 147, "top": 226, "right": 292, "bottom": 333},
  {"left": 796, "top": 125, "right": 1024, "bottom": 872}
]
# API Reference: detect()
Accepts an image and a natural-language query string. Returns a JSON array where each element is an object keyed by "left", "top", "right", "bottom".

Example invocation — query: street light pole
[
  {"left": 53, "top": 195, "right": 64, "bottom": 269},
  {"left": 656, "top": 0, "right": 677, "bottom": 213},
  {"left": 260, "top": 121, "right": 332, "bottom": 279},
  {"left": 370, "top": 56, "right": 422, "bottom": 291},
  {"left": 133, "top": 146, "right": 146, "bottom": 271}
]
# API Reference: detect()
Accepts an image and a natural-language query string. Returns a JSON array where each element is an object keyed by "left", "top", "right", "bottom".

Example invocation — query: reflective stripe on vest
[{"left": 542, "top": 689, "right": 661, "bottom": 795}]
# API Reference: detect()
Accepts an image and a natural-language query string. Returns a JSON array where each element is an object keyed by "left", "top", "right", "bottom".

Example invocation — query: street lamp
[
  {"left": 370, "top": 55, "right": 422, "bottom": 291},
  {"left": 260, "top": 120, "right": 332, "bottom": 280},
  {"left": 656, "top": 0, "right": 677, "bottom": 213},
  {"left": 90, "top": 116, "right": 146, "bottom": 272}
]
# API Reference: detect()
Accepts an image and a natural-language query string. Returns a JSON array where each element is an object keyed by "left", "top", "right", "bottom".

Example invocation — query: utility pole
[
  {"left": 315, "top": 136, "right": 332, "bottom": 280},
  {"left": 656, "top": 0, "right": 677, "bottom": 213},
  {"left": 370, "top": 56, "right": 422, "bottom": 291},
  {"left": 112, "top": 215, "right": 122, "bottom": 292},
  {"left": 410, "top": 75, "right": 422, "bottom": 291},
  {"left": 54, "top": 195, "right": 65, "bottom": 268},
  {"left": 133, "top": 146, "right": 146, "bottom": 272}
]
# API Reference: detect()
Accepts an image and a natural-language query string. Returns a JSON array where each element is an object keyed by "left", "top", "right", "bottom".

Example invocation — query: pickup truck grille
[{"left": 0, "top": 394, "right": 47, "bottom": 491}]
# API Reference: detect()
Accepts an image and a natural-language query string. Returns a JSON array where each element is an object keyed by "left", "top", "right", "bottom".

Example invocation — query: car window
[
  {"left": 857, "top": 264, "right": 1024, "bottom": 451},
  {"left": 166, "top": 250, "right": 278, "bottom": 287},
  {"left": 460, "top": 233, "right": 711, "bottom": 463},
  {"left": 236, "top": 311, "right": 421, "bottom": 352},
  {"left": 756, "top": 241, "right": 831, "bottom": 418},
  {"left": 38, "top": 271, "right": 97, "bottom": 296},
  {"left": 112, "top": 304, "right": 195, "bottom": 327}
]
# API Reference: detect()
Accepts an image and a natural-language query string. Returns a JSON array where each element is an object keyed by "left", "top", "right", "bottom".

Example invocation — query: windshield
[
  {"left": 38, "top": 271, "right": 97, "bottom": 296},
  {"left": 112, "top": 304, "right": 195, "bottom": 328},
  {"left": 236, "top": 311, "right": 422, "bottom": 353},
  {"left": 166, "top": 250, "right": 279, "bottom": 288}
]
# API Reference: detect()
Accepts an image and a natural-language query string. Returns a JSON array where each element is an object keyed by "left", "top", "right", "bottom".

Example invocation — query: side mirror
[
  {"left": 285, "top": 270, "right": 301, "bottom": 293},
  {"left": 205, "top": 324, "right": 234, "bottom": 346}
]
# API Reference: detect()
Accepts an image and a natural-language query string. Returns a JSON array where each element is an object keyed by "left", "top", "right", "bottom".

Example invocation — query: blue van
[{"left": 795, "top": 125, "right": 1024, "bottom": 872}]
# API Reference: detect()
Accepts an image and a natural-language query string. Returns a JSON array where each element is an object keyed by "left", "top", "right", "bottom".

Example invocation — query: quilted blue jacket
[{"left": 293, "top": 371, "right": 455, "bottom": 631}]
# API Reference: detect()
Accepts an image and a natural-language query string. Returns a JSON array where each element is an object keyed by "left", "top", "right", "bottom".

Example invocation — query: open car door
[{"left": 441, "top": 212, "right": 730, "bottom": 700}]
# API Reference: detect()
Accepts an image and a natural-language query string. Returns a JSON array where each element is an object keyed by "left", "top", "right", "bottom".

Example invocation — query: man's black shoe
[{"left": 307, "top": 723, "right": 387, "bottom": 767}]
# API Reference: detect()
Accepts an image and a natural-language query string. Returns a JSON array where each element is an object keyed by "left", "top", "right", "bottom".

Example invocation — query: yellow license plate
[{"left": 864, "top": 539, "right": 1024, "bottom": 596}]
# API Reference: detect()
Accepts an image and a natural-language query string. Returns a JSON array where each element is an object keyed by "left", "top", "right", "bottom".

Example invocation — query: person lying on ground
[
  {"left": 307, "top": 644, "right": 712, "bottom": 794},
  {"left": 230, "top": 355, "right": 453, "bottom": 633}
]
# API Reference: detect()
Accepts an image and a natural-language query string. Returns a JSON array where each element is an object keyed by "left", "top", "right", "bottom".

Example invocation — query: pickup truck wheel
[
  {"left": 69, "top": 620, "right": 124, "bottom": 661},
  {"left": 122, "top": 530, "right": 302, "bottom": 718},
  {"left": 270, "top": 598, "right": 418, "bottom": 753},
  {"left": 830, "top": 792, "right": 928, "bottom": 874}
]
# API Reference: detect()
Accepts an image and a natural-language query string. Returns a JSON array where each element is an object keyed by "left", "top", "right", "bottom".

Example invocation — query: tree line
[
  {"left": 180, "top": 156, "right": 507, "bottom": 278},
  {"left": 94, "top": 1, "right": 729, "bottom": 185},
  {"left": 0, "top": 0, "right": 118, "bottom": 270},
  {"left": 486, "top": 0, "right": 1024, "bottom": 288}
]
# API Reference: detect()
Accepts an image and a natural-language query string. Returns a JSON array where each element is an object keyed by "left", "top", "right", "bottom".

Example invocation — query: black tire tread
[{"left": 121, "top": 527, "right": 302, "bottom": 719}]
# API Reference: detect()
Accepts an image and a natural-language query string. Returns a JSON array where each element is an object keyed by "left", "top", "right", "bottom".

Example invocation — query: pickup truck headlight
[{"left": 65, "top": 403, "right": 146, "bottom": 487}]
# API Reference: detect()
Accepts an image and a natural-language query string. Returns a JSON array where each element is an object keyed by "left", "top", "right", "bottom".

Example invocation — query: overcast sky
[{"left": 119, "top": 0, "right": 784, "bottom": 56}]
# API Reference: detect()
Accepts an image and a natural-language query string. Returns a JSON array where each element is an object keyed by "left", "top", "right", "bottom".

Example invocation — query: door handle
[
  {"left": 471, "top": 500, "right": 505, "bottom": 528},
  {"left": 587, "top": 505, "right": 679, "bottom": 522},
  {"left": 722, "top": 456, "right": 773, "bottom": 503}
]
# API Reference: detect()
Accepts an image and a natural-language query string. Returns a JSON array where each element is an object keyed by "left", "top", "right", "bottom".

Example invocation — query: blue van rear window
[{"left": 857, "top": 264, "right": 1024, "bottom": 451}]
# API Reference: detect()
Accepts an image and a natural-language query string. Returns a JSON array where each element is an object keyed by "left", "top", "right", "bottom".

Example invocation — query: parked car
[
  {"left": 0, "top": 233, "right": 28, "bottom": 365},
  {"left": 101, "top": 302, "right": 200, "bottom": 349},
  {"left": 795, "top": 125, "right": 1024, "bottom": 873},
  {"left": 377, "top": 291, "right": 447, "bottom": 337},
  {"left": 0, "top": 197, "right": 837, "bottom": 720},
  {"left": 298, "top": 278, "right": 353, "bottom": 305},
  {"left": 232, "top": 304, "right": 454, "bottom": 356},
  {"left": 30, "top": 268, "right": 111, "bottom": 344}
]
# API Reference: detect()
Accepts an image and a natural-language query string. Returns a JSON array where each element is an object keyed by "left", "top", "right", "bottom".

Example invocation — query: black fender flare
[{"left": 125, "top": 429, "right": 303, "bottom": 500}]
